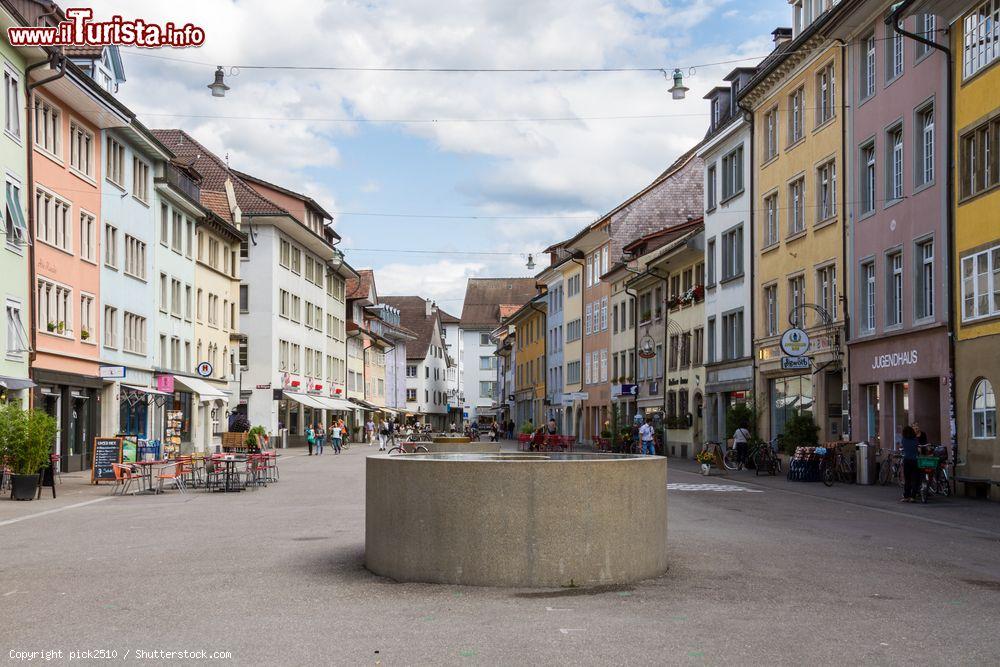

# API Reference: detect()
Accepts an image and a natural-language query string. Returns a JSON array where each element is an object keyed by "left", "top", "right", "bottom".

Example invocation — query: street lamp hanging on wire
[
  {"left": 208, "top": 66, "right": 230, "bottom": 97},
  {"left": 666, "top": 68, "right": 689, "bottom": 100}
]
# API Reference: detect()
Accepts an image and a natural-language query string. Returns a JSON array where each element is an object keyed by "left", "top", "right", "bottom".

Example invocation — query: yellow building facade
[
  {"left": 933, "top": 0, "right": 1000, "bottom": 498},
  {"left": 742, "top": 15, "right": 848, "bottom": 443},
  {"left": 559, "top": 259, "right": 584, "bottom": 435},
  {"left": 509, "top": 296, "right": 547, "bottom": 428}
]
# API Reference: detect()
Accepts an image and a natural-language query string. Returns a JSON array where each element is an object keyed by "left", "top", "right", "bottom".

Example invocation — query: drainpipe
[
  {"left": 831, "top": 35, "right": 850, "bottom": 441},
  {"left": 736, "top": 92, "right": 756, "bottom": 440},
  {"left": 886, "top": 2, "right": 957, "bottom": 459},
  {"left": 25, "top": 52, "right": 68, "bottom": 409}
]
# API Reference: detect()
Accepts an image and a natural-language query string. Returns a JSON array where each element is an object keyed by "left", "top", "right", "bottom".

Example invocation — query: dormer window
[
  {"left": 712, "top": 98, "right": 720, "bottom": 128},
  {"left": 730, "top": 80, "right": 740, "bottom": 116}
]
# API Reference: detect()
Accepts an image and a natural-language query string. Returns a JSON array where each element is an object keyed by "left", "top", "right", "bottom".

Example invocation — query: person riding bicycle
[{"left": 732, "top": 421, "right": 751, "bottom": 470}]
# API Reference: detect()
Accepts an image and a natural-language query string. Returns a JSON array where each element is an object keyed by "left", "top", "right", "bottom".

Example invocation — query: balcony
[{"left": 161, "top": 164, "right": 201, "bottom": 203}]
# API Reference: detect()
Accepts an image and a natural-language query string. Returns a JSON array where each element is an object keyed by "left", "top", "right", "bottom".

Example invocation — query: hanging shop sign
[
  {"left": 155, "top": 374, "right": 174, "bottom": 394},
  {"left": 779, "top": 328, "right": 811, "bottom": 357},
  {"left": 99, "top": 365, "right": 126, "bottom": 379},
  {"left": 196, "top": 361, "right": 213, "bottom": 377},
  {"left": 638, "top": 334, "right": 657, "bottom": 359},
  {"left": 781, "top": 356, "right": 812, "bottom": 370}
]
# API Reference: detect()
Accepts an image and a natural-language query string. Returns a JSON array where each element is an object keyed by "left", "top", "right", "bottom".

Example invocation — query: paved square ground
[{"left": 2, "top": 445, "right": 999, "bottom": 664}]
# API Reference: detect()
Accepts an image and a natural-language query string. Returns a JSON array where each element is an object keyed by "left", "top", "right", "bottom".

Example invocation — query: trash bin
[{"left": 856, "top": 441, "right": 874, "bottom": 485}]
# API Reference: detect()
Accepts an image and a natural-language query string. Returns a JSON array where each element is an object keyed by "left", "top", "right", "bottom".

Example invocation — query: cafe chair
[
  {"left": 49, "top": 453, "right": 62, "bottom": 484},
  {"left": 156, "top": 460, "right": 188, "bottom": 494},
  {"left": 204, "top": 456, "right": 225, "bottom": 491},
  {"left": 111, "top": 463, "right": 143, "bottom": 496}
]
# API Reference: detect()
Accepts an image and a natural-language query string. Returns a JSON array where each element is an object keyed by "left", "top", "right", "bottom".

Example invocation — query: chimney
[
  {"left": 425, "top": 299, "right": 432, "bottom": 317},
  {"left": 772, "top": 27, "right": 793, "bottom": 47}
]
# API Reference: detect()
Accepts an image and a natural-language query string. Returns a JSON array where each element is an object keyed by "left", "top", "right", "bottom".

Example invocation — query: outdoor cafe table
[
  {"left": 214, "top": 456, "right": 246, "bottom": 493},
  {"left": 129, "top": 460, "right": 168, "bottom": 494}
]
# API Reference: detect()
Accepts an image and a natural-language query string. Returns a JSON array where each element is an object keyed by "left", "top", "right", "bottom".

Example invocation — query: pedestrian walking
[
  {"left": 330, "top": 421, "right": 343, "bottom": 454},
  {"left": 639, "top": 417, "right": 656, "bottom": 456},
  {"left": 547, "top": 417, "right": 559, "bottom": 436},
  {"left": 366, "top": 419, "right": 375, "bottom": 446},
  {"left": 901, "top": 425, "right": 920, "bottom": 502},
  {"left": 508, "top": 419, "right": 515, "bottom": 440},
  {"left": 732, "top": 421, "right": 751, "bottom": 470},
  {"left": 378, "top": 421, "right": 388, "bottom": 451},
  {"left": 306, "top": 424, "right": 316, "bottom": 456},
  {"left": 315, "top": 423, "right": 325, "bottom": 455}
]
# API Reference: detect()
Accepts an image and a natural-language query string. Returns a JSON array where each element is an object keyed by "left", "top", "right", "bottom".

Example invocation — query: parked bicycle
[
  {"left": 878, "top": 451, "right": 903, "bottom": 487},
  {"left": 751, "top": 438, "right": 782, "bottom": 476},
  {"left": 823, "top": 447, "right": 856, "bottom": 486},
  {"left": 386, "top": 441, "right": 429, "bottom": 455}
]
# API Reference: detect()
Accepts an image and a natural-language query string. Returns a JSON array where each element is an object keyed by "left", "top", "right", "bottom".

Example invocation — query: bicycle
[
  {"left": 878, "top": 451, "right": 903, "bottom": 487},
  {"left": 704, "top": 441, "right": 739, "bottom": 470},
  {"left": 386, "top": 441, "right": 429, "bottom": 455},
  {"left": 752, "top": 438, "right": 782, "bottom": 476}
]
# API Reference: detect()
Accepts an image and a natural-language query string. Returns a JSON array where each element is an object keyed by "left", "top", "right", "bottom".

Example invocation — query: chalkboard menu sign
[{"left": 92, "top": 437, "right": 122, "bottom": 484}]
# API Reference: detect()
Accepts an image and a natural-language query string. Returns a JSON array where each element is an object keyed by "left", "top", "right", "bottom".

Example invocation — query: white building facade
[{"left": 699, "top": 70, "right": 755, "bottom": 443}]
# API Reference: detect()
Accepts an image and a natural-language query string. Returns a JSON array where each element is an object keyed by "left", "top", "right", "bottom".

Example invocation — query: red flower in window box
[
  {"left": 290, "top": 380, "right": 301, "bottom": 388},
  {"left": 313, "top": 383, "right": 323, "bottom": 391},
  {"left": 334, "top": 388, "right": 342, "bottom": 394}
]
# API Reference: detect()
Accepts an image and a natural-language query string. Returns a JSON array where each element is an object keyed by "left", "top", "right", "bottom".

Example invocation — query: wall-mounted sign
[
  {"left": 779, "top": 328, "right": 811, "bottom": 357},
  {"left": 155, "top": 374, "right": 174, "bottom": 394},
  {"left": 638, "top": 334, "right": 657, "bottom": 359},
  {"left": 781, "top": 356, "right": 812, "bottom": 370},
  {"left": 871, "top": 350, "right": 919, "bottom": 370},
  {"left": 255, "top": 383, "right": 272, "bottom": 390},
  {"left": 99, "top": 365, "right": 126, "bottom": 379},
  {"left": 196, "top": 361, "right": 213, "bottom": 377}
]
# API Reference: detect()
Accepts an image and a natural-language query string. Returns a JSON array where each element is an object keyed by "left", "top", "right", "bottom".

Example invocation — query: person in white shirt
[
  {"left": 365, "top": 419, "right": 375, "bottom": 446},
  {"left": 639, "top": 418, "right": 656, "bottom": 456},
  {"left": 732, "top": 422, "right": 752, "bottom": 470}
]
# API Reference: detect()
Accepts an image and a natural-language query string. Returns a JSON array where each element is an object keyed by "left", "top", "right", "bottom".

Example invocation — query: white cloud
[{"left": 90, "top": 0, "right": 761, "bottom": 301}]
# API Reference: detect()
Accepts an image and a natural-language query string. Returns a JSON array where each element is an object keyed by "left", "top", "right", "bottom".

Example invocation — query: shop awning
[
  {"left": 312, "top": 396, "right": 355, "bottom": 411},
  {"left": 173, "top": 375, "right": 228, "bottom": 403},
  {"left": 349, "top": 397, "right": 379, "bottom": 410},
  {"left": 0, "top": 375, "right": 35, "bottom": 391},
  {"left": 121, "top": 383, "right": 172, "bottom": 396},
  {"left": 381, "top": 407, "right": 400, "bottom": 415},
  {"left": 283, "top": 391, "right": 327, "bottom": 410}
]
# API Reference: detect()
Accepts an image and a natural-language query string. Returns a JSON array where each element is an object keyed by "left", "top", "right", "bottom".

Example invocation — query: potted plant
[
  {"left": 80, "top": 328, "right": 90, "bottom": 340},
  {"left": 56, "top": 321, "right": 65, "bottom": 334},
  {"left": 244, "top": 425, "right": 268, "bottom": 452},
  {"left": 695, "top": 449, "right": 715, "bottom": 475},
  {"left": 46, "top": 321, "right": 56, "bottom": 332},
  {"left": 0, "top": 405, "right": 57, "bottom": 500}
]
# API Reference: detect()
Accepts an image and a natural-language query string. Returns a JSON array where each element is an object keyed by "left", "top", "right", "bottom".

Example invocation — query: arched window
[{"left": 972, "top": 379, "right": 996, "bottom": 439}]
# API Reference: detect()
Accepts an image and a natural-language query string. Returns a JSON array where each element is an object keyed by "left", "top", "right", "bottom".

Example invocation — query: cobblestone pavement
[{"left": 2, "top": 447, "right": 999, "bottom": 664}]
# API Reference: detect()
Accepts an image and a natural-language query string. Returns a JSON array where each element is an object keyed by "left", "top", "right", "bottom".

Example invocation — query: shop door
[
  {"left": 41, "top": 392, "right": 62, "bottom": 471},
  {"left": 891, "top": 382, "right": 909, "bottom": 449},
  {"left": 864, "top": 384, "right": 881, "bottom": 448},
  {"left": 67, "top": 393, "right": 91, "bottom": 473}
]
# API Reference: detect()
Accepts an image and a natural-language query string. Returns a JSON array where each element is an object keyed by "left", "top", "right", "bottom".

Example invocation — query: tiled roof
[
  {"left": 346, "top": 269, "right": 375, "bottom": 301},
  {"left": 150, "top": 129, "right": 288, "bottom": 217},
  {"left": 460, "top": 278, "right": 537, "bottom": 328},
  {"left": 64, "top": 45, "right": 104, "bottom": 57},
  {"left": 199, "top": 190, "right": 233, "bottom": 224},
  {"left": 231, "top": 169, "right": 334, "bottom": 220},
  {"left": 379, "top": 296, "right": 443, "bottom": 360},
  {"left": 438, "top": 308, "right": 459, "bottom": 324}
]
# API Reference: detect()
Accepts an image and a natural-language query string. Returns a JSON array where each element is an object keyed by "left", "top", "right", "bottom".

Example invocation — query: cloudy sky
[{"left": 94, "top": 0, "right": 785, "bottom": 311}]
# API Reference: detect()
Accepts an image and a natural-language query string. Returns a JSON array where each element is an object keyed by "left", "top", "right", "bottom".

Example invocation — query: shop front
[
  {"left": 32, "top": 369, "right": 103, "bottom": 473},
  {"left": 849, "top": 327, "right": 951, "bottom": 455},
  {"left": 954, "top": 335, "right": 999, "bottom": 499},
  {"left": 704, "top": 363, "right": 752, "bottom": 443},
  {"left": 756, "top": 328, "right": 845, "bottom": 443}
]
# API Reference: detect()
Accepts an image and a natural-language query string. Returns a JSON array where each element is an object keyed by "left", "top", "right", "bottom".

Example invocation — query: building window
[
  {"left": 721, "top": 225, "right": 743, "bottom": 280},
  {"left": 963, "top": 1, "right": 1000, "bottom": 79},
  {"left": 916, "top": 14, "right": 936, "bottom": 59},
  {"left": 788, "top": 275, "right": 805, "bottom": 326},
  {"left": 4, "top": 179, "right": 26, "bottom": 247},
  {"left": 722, "top": 310, "right": 744, "bottom": 360},
  {"left": 692, "top": 327, "right": 704, "bottom": 366},
  {"left": 239, "top": 284, "right": 249, "bottom": 313},
  {"left": 971, "top": 378, "right": 997, "bottom": 439},
  {"left": 34, "top": 188, "right": 71, "bottom": 252},
  {"left": 788, "top": 178, "right": 804, "bottom": 235},
  {"left": 406, "top": 388, "right": 417, "bottom": 402},
  {"left": 861, "top": 141, "right": 876, "bottom": 214},
  {"left": 159, "top": 274, "right": 168, "bottom": 313},
  {"left": 788, "top": 86, "right": 804, "bottom": 144},
  {"left": 765, "top": 106, "right": 778, "bottom": 160},
  {"left": 706, "top": 238, "right": 716, "bottom": 284},
  {"left": 816, "top": 62, "right": 835, "bottom": 125},
  {"left": 861, "top": 32, "right": 876, "bottom": 99},
  {"left": 888, "top": 124, "right": 904, "bottom": 202},
  {"left": 170, "top": 279, "right": 182, "bottom": 318},
  {"left": 887, "top": 251, "right": 903, "bottom": 327},
  {"left": 817, "top": 264, "right": 837, "bottom": 321},
  {"left": 37, "top": 278, "right": 71, "bottom": 336},
  {"left": 706, "top": 164, "right": 717, "bottom": 210},
  {"left": 721, "top": 145, "right": 744, "bottom": 200},
  {"left": 479, "top": 381, "right": 495, "bottom": 398},
  {"left": 106, "top": 136, "right": 125, "bottom": 187},
  {"left": 123, "top": 312, "right": 146, "bottom": 354},
  {"left": 69, "top": 121, "right": 94, "bottom": 177},
  {"left": 103, "top": 305, "right": 117, "bottom": 349},
  {"left": 916, "top": 103, "right": 935, "bottom": 187},
  {"left": 123, "top": 234, "right": 146, "bottom": 280},
  {"left": 764, "top": 193, "right": 778, "bottom": 247},
  {"left": 888, "top": 25, "right": 904, "bottom": 81},
  {"left": 817, "top": 160, "right": 836, "bottom": 221},
  {"left": 104, "top": 223, "right": 118, "bottom": 268},
  {"left": 132, "top": 157, "right": 149, "bottom": 203},
  {"left": 959, "top": 116, "right": 1000, "bottom": 200},
  {"left": 861, "top": 261, "right": 877, "bottom": 332},
  {"left": 79, "top": 211, "right": 96, "bottom": 262},
  {"left": 170, "top": 212, "right": 182, "bottom": 253},
  {"left": 566, "top": 318, "right": 581, "bottom": 342},
  {"left": 32, "top": 96, "right": 59, "bottom": 155},
  {"left": 915, "top": 240, "right": 935, "bottom": 320},
  {"left": 601, "top": 296, "right": 608, "bottom": 330},
  {"left": 406, "top": 365, "right": 417, "bottom": 378},
  {"left": 79, "top": 293, "right": 94, "bottom": 341},
  {"left": 479, "top": 356, "right": 496, "bottom": 371},
  {"left": 764, "top": 285, "right": 777, "bottom": 336},
  {"left": 961, "top": 245, "right": 1000, "bottom": 321}
]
